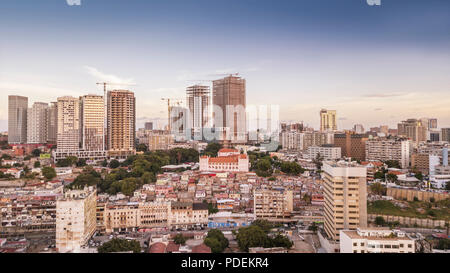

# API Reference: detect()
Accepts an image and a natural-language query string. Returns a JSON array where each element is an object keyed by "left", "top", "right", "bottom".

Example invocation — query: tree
[
  {"left": 136, "top": 143, "right": 148, "bottom": 153},
  {"left": 414, "top": 172, "right": 424, "bottom": 181},
  {"left": 42, "top": 167, "right": 56, "bottom": 180},
  {"left": 101, "top": 159, "right": 108, "bottom": 167},
  {"left": 174, "top": 233, "right": 186, "bottom": 245},
  {"left": 98, "top": 238, "right": 141, "bottom": 253},
  {"left": 76, "top": 158, "right": 87, "bottom": 167},
  {"left": 385, "top": 160, "right": 401, "bottom": 169},
  {"left": 313, "top": 153, "right": 324, "bottom": 170},
  {"left": 251, "top": 220, "right": 274, "bottom": 234},
  {"left": 375, "top": 216, "right": 386, "bottom": 226},
  {"left": 271, "top": 234, "right": 293, "bottom": 249},
  {"left": 308, "top": 222, "right": 318, "bottom": 232},
  {"left": 374, "top": 171, "right": 385, "bottom": 181},
  {"left": 446, "top": 182, "right": 450, "bottom": 191},
  {"left": 34, "top": 161, "right": 41, "bottom": 168},
  {"left": 109, "top": 159, "right": 120, "bottom": 169},
  {"left": 204, "top": 229, "right": 229, "bottom": 253},
  {"left": 236, "top": 225, "right": 272, "bottom": 252},
  {"left": 32, "top": 149, "right": 41, "bottom": 157},
  {"left": 370, "top": 182, "right": 386, "bottom": 196},
  {"left": 203, "top": 143, "right": 222, "bottom": 157},
  {"left": 386, "top": 173, "right": 398, "bottom": 183}
]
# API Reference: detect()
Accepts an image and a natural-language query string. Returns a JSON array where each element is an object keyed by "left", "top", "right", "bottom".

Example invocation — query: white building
[
  {"left": 55, "top": 96, "right": 81, "bottom": 160},
  {"left": 307, "top": 145, "right": 341, "bottom": 160},
  {"left": 56, "top": 187, "right": 97, "bottom": 253},
  {"left": 340, "top": 228, "right": 415, "bottom": 253},
  {"left": 365, "top": 138, "right": 411, "bottom": 169},
  {"left": 199, "top": 148, "right": 249, "bottom": 172}
]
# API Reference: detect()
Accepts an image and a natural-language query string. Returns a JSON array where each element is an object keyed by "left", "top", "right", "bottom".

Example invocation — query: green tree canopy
[
  {"left": 42, "top": 166, "right": 56, "bottom": 180},
  {"left": 98, "top": 238, "right": 141, "bottom": 253}
]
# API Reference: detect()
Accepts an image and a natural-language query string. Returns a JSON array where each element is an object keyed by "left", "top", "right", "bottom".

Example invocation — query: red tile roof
[
  {"left": 148, "top": 242, "right": 167, "bottom": 253},
  {"left": 191, "top": 243, "right": 212, "bottom": 253},
  {"left": 219, "top": 148, "right": 239, "bottom": 153}
]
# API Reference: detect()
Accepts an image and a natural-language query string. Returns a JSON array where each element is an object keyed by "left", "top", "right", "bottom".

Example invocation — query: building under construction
[{"left": 186, "top": 85, "right": 210, "bottom": 140}]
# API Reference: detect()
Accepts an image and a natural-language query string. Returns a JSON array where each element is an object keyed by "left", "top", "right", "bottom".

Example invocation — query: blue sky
[{"left": 1, "top": 0, "right": 449, "bottom": 131}]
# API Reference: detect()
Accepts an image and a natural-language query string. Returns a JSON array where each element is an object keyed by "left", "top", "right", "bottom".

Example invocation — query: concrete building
[
  {"left": 199, "top": 148, "right": 249, "bottom": 172},
  {"left": 27, "top": 102, "right": 48, "bottom": 144},
  {"left": 107, "top": 90, "right": 136, "bottom": 158},
  {"left": 334, "top": 131, "right": 367, "bottom": 161},
  {"left": 430, "top": 147, "right": 450, "bottom": 189},
  {"left": 187, "top": 85, "right": 210, "bottom": 140},
  {"left": 320, "top": 109, "right": 337, "bottom": 132},
  {"left": 442, "top": 128, "right": 450, "bottom": 143},
  {"left": 80, "top": 95, "right": 107, "bottom": 160},
  {"left": 47, "top": 102, "right": 58, "bottom": 144},
  {"left": 170, "top": 106, "right": 189, "bottom": 141},
  {"left": 253, "top": 188, "right": 294, "bottom": 219},
  {"left": 365, "top": 138, "right": 411, "bottom": 169},
  {"left": 307, "top": 145, "right": 341, "bottom": 160},
  {"left": 169, "top": 202, "right": 209, "bottom": 229},
  {"left": 8, "top": 95, "right": 28, "bottom": 144},
  {"left": 323, "top": 161, "right": 367, "bottom": 242},
  {"left": 212, "top": 75, "right": 247, "bottom": 144},
  {"left": 144, "top": 122, "right": 153, "bottom": 130},
  {"left": 353, "top": 124, "right": 365, "bottom": 134},
  {"left": 398, "top": 119, "right": 428, "bottom": 145},
  {"left": 56, "top": 187, "right": 97, "bottom": 253},
  {"left": 280, "top": 130, "right": 304, "bottom": 151},
  {"left": 55, "top": 96, "right": 81, "bottom": 159},
  {"left": 340, "top": 228, "right": 415, "bottom": 253},
  {"left": 137, "top": 129, "right": 174, "bottom": 151}
]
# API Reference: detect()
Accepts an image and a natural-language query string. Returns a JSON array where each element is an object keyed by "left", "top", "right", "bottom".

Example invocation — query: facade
[
  {"left": 137, "top": 129, "right": 174, "bottom": 151},
  {"left": 307, "top": 145, "right": 341, "bottom": 160},
  {"left": 334, "top": 131, "right": 367, "bottom": 161},
  {"left": 46, "top": 102, "right": 58, "bottom": 144},
  {"left": 27, "top": 102, "right": 48, "bottom": 144},
  {"left": 397, "top": 119, "right": 428, "bottom": 145},
  {"left": 170, "top": 202, "right": 209, "bottom": 229},
  {"left": 320, "top": 109, "right": 337, "bottom": 132},
  {"left": 430, "top": 148, "right": 450, "bottom": 189},
  {"left": 340, "top": 228, "right": 415, "bottom": 253},
  {"left": 56, "top": 187, "right": 97, "bottom": 253},
  {"left": 107, "top": 90, "right": 136, "bottom": 158},
  {"left": 144, "top": 122, "right": 153, "bottom": 130},
  {"left": 442, "top": 128, "right": 450, "bottom": 143},
  {"left": 80, "top": 95, "right": 106, "bottom": 160},
  {"left": 8, "top": 95, "right": 28, "bottom": 144},
  {"left": 280, "top": 131, "right": 304, "bottom": 151},
  {"left": 253, "top": 188, "right": 294, "bottom": 219},
  {"left": 199, "top": 148, "right": 249, "bottom": 172},
  {"left": 187, "top": 85, "right": 210, "bottom": 140},
  {"left": 303, "top": 131, "right": 334, "bottom": 151},
  {"left": 323, "top": 161, "right": 367, "bottom": 241},
  {"left": 365, "top": 138, "right": 411, "bottom": 169},
  {"left": 212, "top": 75, "right": 247, "bottom": 144},
  {"left": 55, "top": 96, "right": 81, "bottom": 159}
]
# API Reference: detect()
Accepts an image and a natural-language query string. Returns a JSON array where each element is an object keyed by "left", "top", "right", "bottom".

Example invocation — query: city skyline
[{"left": 1, "top": 0, "right": 450, "bottom": 131}]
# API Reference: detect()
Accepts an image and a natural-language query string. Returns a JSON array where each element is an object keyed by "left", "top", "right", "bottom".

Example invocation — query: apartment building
[
  {"left": 187, "top": 85, "right": 210, "bottom": 140},
  {"left": 27, "top": 102, "right": 48, "bottom": 144},
  {"left": 398, "top": 119, "right": 428, "bottom": 145},
  {"left": 320, "top": 109, "right": 337, "bottom": 132},
  {"left": 56, "top": 187, "right": 97, "bottom": 253},
  {"left": 334, "top": 131, "right": 367, "bottom": 161},
  {"left": 365, "top": 138, "right": 411, "bottom": 169},
  {"left": 137, "top": 129, "right": 174, "bottom": 151},
  {"left": 47, "top": 102, "right": 58, "bottom": 144},
  {"left": 55, "top": 96, "right": 81, "bottom": 160},
  {"left": 340, "top": 228, "right": 415, "bottom": 253},
  {"left": 8, "top": 95, "right": 28, "bottom": 144},
  {"left": 323, "top": 161, "right": 367, "bottom": 242},
  {"left": 442, "top": 128, "right": 450, "bottom": 143},
  {"left": 107, "top": 90, "right": 136, "bottom": 158},
  {"left": 280, "top": 130, "right": 304, "bottom": 151},
  {"left": 80, "top": 95, "right": 106, "bottom": 160},
  {"left": 253, "top": 188, "right": 294, "bottom": 219},
  {"left": 307, "top": 145, "right": 341, "bottom": 160},
  {"left": 170, "top": 202, "right": 209, "bottom": 229}
]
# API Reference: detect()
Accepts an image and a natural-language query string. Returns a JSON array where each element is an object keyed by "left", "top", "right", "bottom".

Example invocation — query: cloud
[
  {"left": 362, "top": 92, "right": 408, "bottom": 98},
  {"left": 84, "top": 66, "right": 136, "bottom": 85}
]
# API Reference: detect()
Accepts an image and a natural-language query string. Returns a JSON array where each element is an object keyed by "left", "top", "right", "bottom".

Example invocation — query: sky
[{"left": 0, "top": 0, "right": 449, "bottom": 131}]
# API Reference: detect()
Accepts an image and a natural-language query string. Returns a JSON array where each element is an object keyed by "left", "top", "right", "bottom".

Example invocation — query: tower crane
[{"left": 161, "top": 98, "right": 184, "bottom": 132}]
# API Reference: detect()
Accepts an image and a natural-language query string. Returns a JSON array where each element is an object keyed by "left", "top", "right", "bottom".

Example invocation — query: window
[{"left": 353, "top": 243, "right": 357, "bottom": 246}]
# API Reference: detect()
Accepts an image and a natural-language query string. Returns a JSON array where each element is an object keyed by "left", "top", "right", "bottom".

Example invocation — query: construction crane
[{"left": 161, "top": 98, "right": 184, "bottom": 132}]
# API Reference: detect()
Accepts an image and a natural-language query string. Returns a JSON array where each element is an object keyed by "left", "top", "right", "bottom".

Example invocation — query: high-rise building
[
  {"left": 442, "top": 128, "right": 450, "bottom": 143},
  {"left": 107, "top": 90, "right": 136, "bottom": 158},
  {"left": 187, "top": 85, "right": 210, "bottom": 140},
  {"left": 47, "top": 102, "right": 58, "bottom": 144},
  {"left": 80, "top": 95, "right": 105, "bottom": 151},
  {"left": 56, "top": 187, "right": 97, "bottom": 253},
  {"left": 334, "top": 131, "right": 367, "bottom": 161},
  {"left": 170, "top": 106, "right": 189, "bottom": 141},
  {"left": 144, "top": 122, "right": 153, "bottom": 130},
  {"left": 8, "top": 95, "right": 28, "bottom": 144},
  {"left": 55, "top": 96, "right": 81, "bottom": 159},
  {"left": 323, "top": 161, "right": 367, "bottom": 242},
  {"left": 212, "top": 75, "right": 246, "bottom": 144},
  {"left": 27, "top": 102, "right": 48, "bottom": 144},
  {"left": 365, "top": 138, "right": 411, "bottom": 169},
  {"left": 80, "top": 95, "right": 107, "bottom": 160},
  {"left": 353, "top": 124, "right": 365, "bottom": 134},
  {"left": 397, "top": 119, "right": 428, "bottom": 145},
  {"left": 320, "top": 109, "right": 337, "bottom": 132}
]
